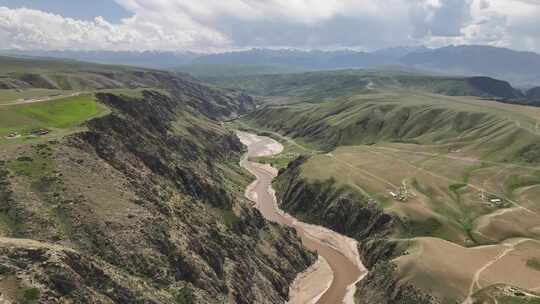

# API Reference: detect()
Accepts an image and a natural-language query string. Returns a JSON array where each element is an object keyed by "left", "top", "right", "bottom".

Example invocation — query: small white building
[{"left": 490, "top": 198, "right": 502, "bottom": 205}]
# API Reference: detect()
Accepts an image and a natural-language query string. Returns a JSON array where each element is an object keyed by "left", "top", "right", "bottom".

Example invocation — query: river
[{"left": 237, "top": 131, "right": 367, "bottom": 304}]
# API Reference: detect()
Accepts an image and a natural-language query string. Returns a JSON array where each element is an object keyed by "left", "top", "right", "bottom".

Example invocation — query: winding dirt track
[
  {"left": 238, "top": 131, "right": 366, "bottom": 304},
  {"left": 0, "top": 92, "right": 83, "bottom": 107}
]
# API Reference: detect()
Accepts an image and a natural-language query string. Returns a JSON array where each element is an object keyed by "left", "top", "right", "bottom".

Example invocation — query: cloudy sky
[{"left": 0, "top": 0, "right": 539, "bottom": 52}]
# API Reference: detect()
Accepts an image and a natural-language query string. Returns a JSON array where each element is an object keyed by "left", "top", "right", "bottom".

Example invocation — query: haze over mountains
[{"left": 4, "top": 45, "right": 540, "bottom": 87}]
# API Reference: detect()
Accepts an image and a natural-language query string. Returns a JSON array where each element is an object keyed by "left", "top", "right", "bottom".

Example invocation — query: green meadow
[{"left": 0, "top": 94, "right": 109, "bottom": 139}]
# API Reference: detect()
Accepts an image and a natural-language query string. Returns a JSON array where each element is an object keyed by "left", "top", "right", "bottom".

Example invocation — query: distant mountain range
[
  {"left": 3, "top": 45, "right": 540, "bottom": 87},
  {"left": 400, "top": 45, "right": 540, "bottom": 88},
  {"left": 0, "top": 50, "right": 199, "bottom": 69}
]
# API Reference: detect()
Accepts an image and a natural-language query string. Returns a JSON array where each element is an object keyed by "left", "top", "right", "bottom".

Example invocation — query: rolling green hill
[
  {"left": 176, "top": 63, "right": 305, "bottom": 80},
  {"left": 209, "top": 69, "right": 525, "bottom": 102},
  {"left": 0, "top": 55, "right": 148, "bottom": 90},
  {"left": 236, "top": 70, "right": 540, "bottom": 304},
  {"left": 244, "top": 91, "right": 540, "bottom": 164},
  {"left": 0, "top": 55, "right": 256, "bottom": 143}
]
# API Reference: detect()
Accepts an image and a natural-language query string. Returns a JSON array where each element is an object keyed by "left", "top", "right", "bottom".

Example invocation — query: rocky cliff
[
  {"left": 274, "top": 157, "right": 434, "bottom": 304},
  {"left": 0, "top": 88, "right": 314, "bottom": 303}
]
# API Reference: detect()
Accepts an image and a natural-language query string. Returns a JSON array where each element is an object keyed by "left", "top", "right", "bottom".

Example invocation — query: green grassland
[
  {"left": 0, "top": 55, "right": 135, "bottom": 73},
  {"left": 232, "top": 70, "right": 540, "bottom": 302},
  {"left": 208, "top": 69, "right": 374, "bottom": 100},
  {"left": 0, "top": 55, "right": 187, "bottom": 143},
  {"left": 297, "top": 143, "right": 540, "bottom": 245},
  {"left": 0, "top": 89, "right": 76, "bottom": 104},
  {"left": 176, "top": 63, "right": 305, "bottom": 80},
  {"left": 208, "top": 68, "right": 521, "bottom": 102},
  {"left": 239, "top": 77, "right": 540, "bottom": 244},
  {"left": 244, "top": 91, "right": 540, "bottom": 164},
  {"left": 0, "top": 55, "right": 166, "bottom": 91},
  {"left": 0, "top": 55, "right": 251, "bottom": 147},
  {"left": 0, "top": 94, "right": 109, "bottom": 140}
]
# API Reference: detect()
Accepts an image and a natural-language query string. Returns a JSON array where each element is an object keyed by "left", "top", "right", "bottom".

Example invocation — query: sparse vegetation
[
  {"left": 174, "top": 287, "right": 194, "bottom": 304},
  {"left": 19, "top": 287, "right": 40, "bottom": 303},
  {"left": 449, "top": 183, "right": 467, "bottom": 193},
  {"left": 503, "top": 172, "right": 540, "bottom": 199},
  {"left": 498, "top": 296, "right": 540, "bottom": 304},
  {"left": 0, "top": 89, "right": 75, "bottom": 104},
  {"left": 527, "top": 258, "right": 540, "bottom": 271},
  {"left": 222, "top": 210, "right": 241, "bottom": 229},
  {"left": 401, "top": 218, "right": 443, "bottom": 238}
]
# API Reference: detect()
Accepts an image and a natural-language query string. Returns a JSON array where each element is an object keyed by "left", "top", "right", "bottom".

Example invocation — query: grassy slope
[
  {"left": 0, "top": 58, "right": 310, "bottom": 303},
  {"left": 176, "top": 63, "right": 306, "bottom": 80},
  {"left": 0, "top": 89, "right": 77, "bottom": 104},
  {"left": 0, "top": 55, "right": 163, "bottom": 92},
  {"left": 244, "top": 91, "right": 540, "bottom": 164},
  {"left": 0, "top": 55, "right": 141, "bottom": 74},
  {"left": 234, "top": 70, "right": 540, "bottom": 303},
  {"left": 0, "top": 94, "right": 109, "bottom": 139},
  {"left": 473, "top": 284, "right": 540, "bottom": 304},
  {"left": 0, "top": 55, "right": 254, "bottom": 145},
  {"left": 208, "top": 69, "right": 522, "bottom": 101}
]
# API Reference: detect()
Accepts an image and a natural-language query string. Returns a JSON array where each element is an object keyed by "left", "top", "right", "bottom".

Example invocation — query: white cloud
[
  {"left": 0, "top": 0, "right": 539, "bottom": 52},
  {"left": 424, "top": 0, "right": 540, "bottom": 52},
  {"left": 0, "top": 6, "right": 228, "bottom": 51}
]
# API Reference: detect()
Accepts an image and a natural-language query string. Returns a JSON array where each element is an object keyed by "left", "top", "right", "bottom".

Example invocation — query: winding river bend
[{"left": 238, "top": 131, "right": 367, "bottom": 304}]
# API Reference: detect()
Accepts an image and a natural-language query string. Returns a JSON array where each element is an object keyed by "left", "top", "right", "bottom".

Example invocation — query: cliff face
[
  {"left": 274, "top": 157, "right": 434, "bottom": 304},
  {"left": 0, "top": 89, "right": 313, "bottom": 303},
  {"left": 274, "top": 157, "right": 393, "bottom": 240}
]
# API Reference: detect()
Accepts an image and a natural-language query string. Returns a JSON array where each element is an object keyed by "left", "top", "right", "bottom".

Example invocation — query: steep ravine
[
  {"left": 274, "top": 157, "right": 437, "bottom": 304},
  {"left": 0, "top": 90, "right": 314, "bottom": 303},
  {"left": 237, "top": 132, "right": 366, "bottom": 304}
]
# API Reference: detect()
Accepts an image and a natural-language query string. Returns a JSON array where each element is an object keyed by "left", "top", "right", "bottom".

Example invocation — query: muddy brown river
[{"left": 238, "top": 131, "right": 366, "bottom": 304}]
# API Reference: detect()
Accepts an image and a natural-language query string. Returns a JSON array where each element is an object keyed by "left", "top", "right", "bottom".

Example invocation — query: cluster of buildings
[{"left": 390, "top": 182, "right": 409, "bottom": 202}]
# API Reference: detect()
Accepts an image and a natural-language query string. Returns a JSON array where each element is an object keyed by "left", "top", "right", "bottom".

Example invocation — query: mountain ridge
[
  {"left": 0, "top": 57, "right": 315, "bottom": 303},
  {"left": 5, "top": 45, "right": 540, "bottom": 86}
]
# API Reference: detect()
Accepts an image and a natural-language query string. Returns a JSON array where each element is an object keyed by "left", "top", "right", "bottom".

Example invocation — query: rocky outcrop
[
  {"left": 354, "top": 262, "right": 435, "bottom": 304},
  {"left": 0, "top": 90, "right": 312, "bottom": 303},
  {"left": 274, "top": 157, "right": 393, "bottom": 240},
  {"left": 273, "top": 156, "right": 435, "bottom": 304}
]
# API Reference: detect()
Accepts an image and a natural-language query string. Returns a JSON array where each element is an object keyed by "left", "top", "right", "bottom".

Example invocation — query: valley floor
[
  {"left": 236, "top": 122, "right": 540, "bottom": 303},
  {"left": 237, "top": 131, "right": 367, "bottom": 304}
]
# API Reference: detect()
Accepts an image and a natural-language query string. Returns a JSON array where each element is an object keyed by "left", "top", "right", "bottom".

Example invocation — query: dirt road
[
  {"left": 0, "top": 92, "right": 83, "bottom": 107},
  {"left": 238, "top": 131, "right": 366, "bottom": 304}
]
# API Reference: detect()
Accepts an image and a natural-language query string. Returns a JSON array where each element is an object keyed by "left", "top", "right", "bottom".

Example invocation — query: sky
[{"left": 0, "top": 0, "right": 539, "bottom": 53}]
